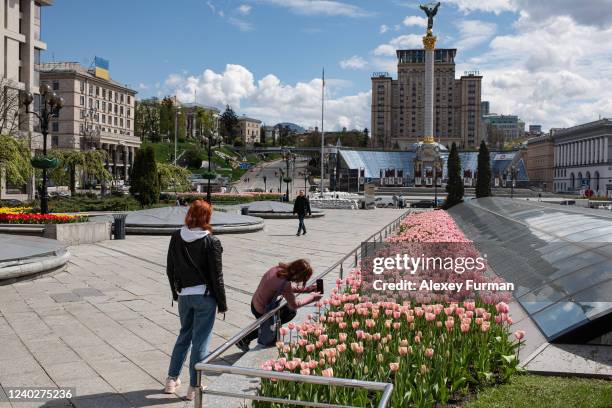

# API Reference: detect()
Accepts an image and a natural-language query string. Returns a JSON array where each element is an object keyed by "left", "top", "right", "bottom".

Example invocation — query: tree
[
  {"left": 476, "top": 140, "right": 492, "bottom": 198},
  {"left": 219, "top": 105, "right": 238, "bottom": 143},
  {"left": 444, "top": 142, "right": 464, "bottom": 208},
  {"left": 157, "top": 163, "right": 191, "bottom": 193},
  {"left": 183, "top": 145, "right": 205, "bottom": 168},
  {"left": 134, "top": 98, "right": 161, "bottom": 142},
  {"left": 0, "top": 134, "right": 32, "bottom": 200},
  {"left": 159, "top": 96, "right": 175, "bottom": 141},
  {"left": 0, "top": 79, "right": 26, "bottom": 136},
  {"left": 130, "top": 146, "right": 160, "bottom": 207},
  {"left": 49, "top": 150, "right": 112, "bottom": 195}
]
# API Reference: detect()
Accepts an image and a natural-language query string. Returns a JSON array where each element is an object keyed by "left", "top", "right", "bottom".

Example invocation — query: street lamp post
[
  {"left": 279, "top": 168, "right": 284, "bottom": 195},
  {"left": 22, "top": 84, "right": 64, "bottom": 214},
  {"left": 510, "top": 165, "right": 516, "bottom": 199},
  {"left": 263, "top": 175, "right": 267, "bottom": 192},
  {"left": 174, "top": 105, "right": 181, "bottom": 165},
  {"left": 203, "top": 128, "right": 221, "bottom": 203},
  {"left": 281, "top": 148, "right": 295, "bottom": 202}
]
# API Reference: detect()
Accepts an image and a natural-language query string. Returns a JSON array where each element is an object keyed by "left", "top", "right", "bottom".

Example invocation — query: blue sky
[{"left": 42, "top": 1, "right": 612, "bottom": 131}]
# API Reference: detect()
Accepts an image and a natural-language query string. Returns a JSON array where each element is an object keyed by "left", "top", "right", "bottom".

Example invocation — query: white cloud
[
  {"left": 379, "top": 24, "right": 389, "bottom": 34},
  {"left": 256, "top": 0, "right": 370, "bottom": 17},
  {"left": 469, "top": 15, "right": 612, "bottom": 129},
  {"left": 373, "top": 34, "right": 422, "bottom": 56},
  {"left": 453, "top": 19, "right": 497, "bottom": 50},
  {"left": 444, "top": 0, "right": 516, "bottom": 15},
  {"left": 163, "top": 64, "right": 369, "bottom": 130},
  {"left": 403, "top": 15, "right": 427, "bottom": 28},
  {"left": 228, "top": 17, "right": 253, "bottom": 31},
  {"left": 339, "top": 55, "right": 368, "bottom": 70},
  {"left": 515, "top": 0, "right": 612, "bottom": 28},
  {"left": 237, "top": 4, "right": 252, "bottom": 15}
]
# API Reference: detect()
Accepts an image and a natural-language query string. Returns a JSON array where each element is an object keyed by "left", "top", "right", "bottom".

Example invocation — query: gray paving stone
[{"left": 1, "top": 209, "right": 407, "bottom": 407}]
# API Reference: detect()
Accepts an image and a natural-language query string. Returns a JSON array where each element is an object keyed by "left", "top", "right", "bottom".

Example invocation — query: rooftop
[{"left": 38, "top": 62, "right": 136, "bottom": 93}]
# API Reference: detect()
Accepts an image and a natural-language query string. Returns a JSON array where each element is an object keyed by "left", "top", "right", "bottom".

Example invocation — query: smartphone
[{"left": 316, "top": 278, "right": 324, "bottom": 294}]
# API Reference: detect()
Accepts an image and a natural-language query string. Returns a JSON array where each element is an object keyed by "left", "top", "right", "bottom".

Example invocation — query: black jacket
[
  {"left": 166, "top": 231, "right": 227, "bottom": 313},
  {"left": 293, "top": 196, "right": 312, "bottom": 216}
]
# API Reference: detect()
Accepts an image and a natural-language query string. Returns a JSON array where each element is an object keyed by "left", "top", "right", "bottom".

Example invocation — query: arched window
[
  {"left": 570, "top": 173, "right": 576, "bottom": 190},
  {"left": 595, "top": 171, "right": 600, "bottom": 193},
  {"left": 585, "top": 171, "right": 591, "bottom": 187}
]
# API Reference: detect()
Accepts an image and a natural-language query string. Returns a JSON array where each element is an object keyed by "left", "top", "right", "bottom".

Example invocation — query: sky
[{"left": 42, "top": 0, "right": 612, "bottom": 132}]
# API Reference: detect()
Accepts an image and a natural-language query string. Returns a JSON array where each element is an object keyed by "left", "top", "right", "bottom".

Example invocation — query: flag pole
[{"left": 320, "top": 67, "right": 325, "bottom": 198}]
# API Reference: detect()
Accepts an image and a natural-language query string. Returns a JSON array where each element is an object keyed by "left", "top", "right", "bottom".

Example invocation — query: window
[
  {"left": 127, "top": 96, "right": 131, "bottom": 104},
  {"left": 127, "top": 108, "right": 131, "bottom": 117},
  {"left": 80, "top": 110, "right": 85, "bottom": 119},
  {"left": 114, "top": 117, "right": 117, "bottom": 125},
  {"left": 120, "top": 118, "right": 123, "bottom": 127},
  {"left": 52, "top": 81, "right": 59, "bottom": 90},
  {"left": 102, "top": 102, "right": 106, "bottom": 110},
  {"left": 120, "top": 94, "right": 124, "bottom": 103},
  {"left": 114, "top": 105, "right": 118, "bottom": 114},
  {"left": 80, "top": 96, "right": 85, "bottom": 106},
  {"left": 102, "top": 114, "right": 106, "bottom": 124},
  {"left": 80, "top": 81, "right": 85, "bottom": 93},
  {"left": 96, "top": 86, "right": 100, "bottom": 96},
  {"left": 52, "top": 122, "right": 59, "bottom": 132},
  {"left": 127, "top": 119, "right": 131, "bottom": 128},
  {"left": 120, "top": 106, "right": 123, "bottom": 115},
  {"left": 89, "top": 84, "right": 93, "bottom": 94},
  {"left": 102, "top": 89, "right": 106, "bottom": 98}
]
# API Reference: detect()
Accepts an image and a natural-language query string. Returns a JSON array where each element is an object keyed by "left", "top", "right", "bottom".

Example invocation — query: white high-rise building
[{"left": 1, "top": 0, "right": 52, "bottom": 200}]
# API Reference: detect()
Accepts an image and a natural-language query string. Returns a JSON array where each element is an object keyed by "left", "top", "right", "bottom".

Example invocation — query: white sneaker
[
  {"left": 164, "top": 377, "right": 181, "bottom": 394},
  {"left": 185, "top": 385, "right": 200, "bottom": 401}
]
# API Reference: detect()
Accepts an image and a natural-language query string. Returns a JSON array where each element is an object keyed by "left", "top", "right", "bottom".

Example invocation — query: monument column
[{"left": 422, "top": 31, "right": 436, "bottom": 144}]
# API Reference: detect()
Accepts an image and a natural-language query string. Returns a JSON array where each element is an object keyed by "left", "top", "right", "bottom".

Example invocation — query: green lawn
[{"left": 465, "top": 374, "right": 612, "bottom": 408}]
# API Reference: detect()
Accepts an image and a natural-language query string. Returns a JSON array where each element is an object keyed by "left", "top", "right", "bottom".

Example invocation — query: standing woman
[{"left": 164, "top": 200, "right": 227, "bottom": 400}]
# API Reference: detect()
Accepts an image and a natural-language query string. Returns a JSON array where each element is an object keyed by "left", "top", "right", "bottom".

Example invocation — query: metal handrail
[
  {"left": 196, "top": 364, "right": 394, "bottom": 408},
  {"left": 194, "top": 210, "right": 411, "bottom": 407}
]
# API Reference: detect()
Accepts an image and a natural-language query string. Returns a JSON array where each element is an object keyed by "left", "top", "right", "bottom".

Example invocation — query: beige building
[
  {"left": 525, "top": 133, "right": 554, "bottom": 192},
  {"left": 181, "top": 102, "right": 220, "bottom": 139},
  {"left": 238, "top": 116, "right": 262, "bottom": 144},
  {"left": 371, "top": 49, "right": 482, "bottom": 149},
  {"left": 39, "top": 62, "right": 139, "bottom": 182},
  {"left": 0, "top": 0, "right": 52, "bottom": 199}
]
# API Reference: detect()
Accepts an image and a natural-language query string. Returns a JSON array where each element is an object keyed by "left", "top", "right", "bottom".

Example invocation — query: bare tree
[{"left": 0, "top": 79, "right": 27, "bottom": 137}]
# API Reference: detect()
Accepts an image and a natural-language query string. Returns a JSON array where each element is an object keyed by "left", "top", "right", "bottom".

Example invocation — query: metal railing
[{"left": 194, "top": 210, "right": 411, "bottom": 408}]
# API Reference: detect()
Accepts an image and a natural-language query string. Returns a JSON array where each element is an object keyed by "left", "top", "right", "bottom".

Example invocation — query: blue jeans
[
  {"left": 297, "top": 215, "right": 306, "bottom": 235},
  {"left": 168, "top": 294, "right": 217, "bottom": 386}
]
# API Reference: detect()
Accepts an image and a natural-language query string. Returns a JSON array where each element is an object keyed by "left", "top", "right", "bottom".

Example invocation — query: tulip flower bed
[
  {"left": 0, "top": 206, "right": 31, "bottom": 214},
  {"left": 256, "top": 211, "right": 524, "bottom": 408},
  {"left": 0, "top": 213, "right": 87, "bottom": 224}
]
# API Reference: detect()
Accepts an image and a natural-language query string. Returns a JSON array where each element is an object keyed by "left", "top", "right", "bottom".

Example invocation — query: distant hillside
[{"left": 276, "top": 122, "right": 306, "bottom": 134}]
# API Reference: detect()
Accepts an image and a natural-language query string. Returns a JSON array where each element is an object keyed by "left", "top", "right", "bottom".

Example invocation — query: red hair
[{"left": 185, "top": 200, "right": 213, "bottom": 232}]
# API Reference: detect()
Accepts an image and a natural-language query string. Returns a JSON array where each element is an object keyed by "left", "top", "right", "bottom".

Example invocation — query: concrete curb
[
  {"left": 0, "top": 250, "right": 71, "bottom": 284},
  {"left": 125, "top": 221, "right": 265, "bottom": 235}
]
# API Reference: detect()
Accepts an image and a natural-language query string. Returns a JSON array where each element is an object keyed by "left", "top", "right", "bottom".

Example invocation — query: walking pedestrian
[
  {"left": 236, "top": 259, "right": 322, "bottom": 351},
  {"left": 164, "top": 200, "right": 227, "bottom": 400},
  {"left": 293, "top": 190, "right": 311, "bottom": 236}
]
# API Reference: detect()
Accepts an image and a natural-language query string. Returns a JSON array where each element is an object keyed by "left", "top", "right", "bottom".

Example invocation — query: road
[{"left": 233, "top": 156, "right": 312, "bottom": 199}]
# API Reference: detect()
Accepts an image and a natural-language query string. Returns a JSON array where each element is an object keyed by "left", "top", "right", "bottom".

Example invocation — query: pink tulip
[
  {"left": 514, "top": 330, "right": 525, "bottom": 341},
  {"left": 425, "top": 348, "right": 434, "bottom": 358},
  {"left": 300, "top": 368, "right": 310, "bottom": 375},
  {"left": 352, "top": 321, "right": 360, "bottom": 329},
  {"left": 321, "top": 368, "right": 334, "bottom": 377},
  {"left": 279, "top": 327, "right": 289, "bottom": 336},
  {"left": 338, "top": 333, "right": 347, "bottom": 343},
  {"left": 389, "top": 362, "right": 400, "bottom": 372},
  {"left": 287, "top": 322, "right": 296, "bottom": 330},
  {"left": 496, "top": 302, "right": 509, "bottom": 314},
  {"left": 306, "top": 344, "right": 315, "bottom": 352}
]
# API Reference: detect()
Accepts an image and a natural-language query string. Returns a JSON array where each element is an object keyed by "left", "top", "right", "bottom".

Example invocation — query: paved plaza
[{"left": 0, "top": 208, "right": 405, "bottom": 408}]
